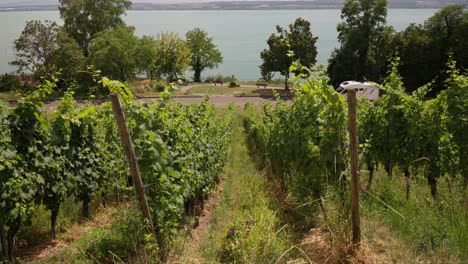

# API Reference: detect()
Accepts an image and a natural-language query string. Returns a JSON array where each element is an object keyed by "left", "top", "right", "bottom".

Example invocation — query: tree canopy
[
  {"left": 327, "top": 2, "right": 467, "bottom": 95},
  {"left": 152, "top": 32, "right": 192, "bottom": 81},
  {"left": 395, "top": 4, "right": 468, "bottom": 94},
  {"left": 88, "top": 26, "right": 138, "bottom": 82},
  {"left": 327, "top": 0, "right": 388, "bottom": 88},
  {"left": 59, "top": 0, "right": 132, "bottom": 56},
  {"left": 260, "top": 18, "right": 318, "bottom": 89},
  {"left": 10, "top": 20, "right": 84, "bottom": 84},
  {"left": 51, "top": 29, "right": 86, "bottom": 85},
  {"left": 186, "top": 28, "right": 223, "bottom": 82},
  {"left": 135, "top": 33, "right": 191, "bottom": 81},
  {"left": 135, "top": 35, "right": 158, "bottom": 80}
]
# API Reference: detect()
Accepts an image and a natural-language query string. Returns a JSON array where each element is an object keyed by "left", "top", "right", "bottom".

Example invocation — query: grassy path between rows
[{"left": 174, "top": 115, "right": 300, "bottom": 263}]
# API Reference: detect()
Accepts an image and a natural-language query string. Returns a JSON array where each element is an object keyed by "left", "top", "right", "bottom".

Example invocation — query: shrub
[
  {"left": 204, "top": 74, "right": 224, "bottom": 83},
  {"left": 0, "top": 74, "right": 22, "bottom": 92},
  {"left": 129, "top": 80, "right": 167, "bottom": 94},
  {"left": 204, "top": 74, "right": 237, "bottom": 83},
  {"left": 223, "top": 75, "right": 237, "bottom": 83}
]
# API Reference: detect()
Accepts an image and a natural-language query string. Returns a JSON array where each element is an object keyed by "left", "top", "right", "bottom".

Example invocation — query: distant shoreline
[
  {"left": 0, "top": 1, "right": 450, "bottom": 12},
  {"left": 0, "top": 7, "right": 444, "bottom": 12}
]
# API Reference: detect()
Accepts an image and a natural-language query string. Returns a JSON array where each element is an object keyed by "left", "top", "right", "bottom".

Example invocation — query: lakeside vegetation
[{"left": 1, "top": 0, "right": 466, "bottom": 98}]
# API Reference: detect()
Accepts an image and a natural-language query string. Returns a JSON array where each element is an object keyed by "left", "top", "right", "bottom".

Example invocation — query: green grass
[
  {"left": 185, "top": 85, "right": 239, "bottom": 95},
  {"left": 30, "top": 203, "right": 155, "bottom": 264},
  {"left": 199, "top": 113, "right": 300, "bottom": 263},
  {"left": 17, "top": 197, "right": 83, "bottom": 248},
  {"left": 185, "top": 85, "right": 291, "bottom": 97},
  {"left": 0, "top": 91, "right": 21, "bottom": 101},
  {"left": 127, "top": 80, "right": 166, "bottom": 97},
  {"left": 15, "top": 193, "right": 156, "bottom": 263},
  {"left": 236, "top": 81, "right": 285, "bottom": 87},
  {"left": 360, "top": 169, "right": 468, "bottom": 262}
]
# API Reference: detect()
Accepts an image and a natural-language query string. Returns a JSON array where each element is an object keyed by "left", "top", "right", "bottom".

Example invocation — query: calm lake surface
[{"left": 0, "top": 9, "right": 439, "bottom": 81}]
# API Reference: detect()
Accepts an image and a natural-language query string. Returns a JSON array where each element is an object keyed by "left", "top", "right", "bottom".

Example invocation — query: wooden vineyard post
[
  {"left": 347, "top": 89, "right": 361, "bottom": 246},
  {"left": 110, "top": 94, "right": 159, "bottom": 244}
]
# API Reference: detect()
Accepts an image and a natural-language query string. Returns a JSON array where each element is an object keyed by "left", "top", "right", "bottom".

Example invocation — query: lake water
[{"left": 0, "top": 9, "right": 439, "bottom": 81}]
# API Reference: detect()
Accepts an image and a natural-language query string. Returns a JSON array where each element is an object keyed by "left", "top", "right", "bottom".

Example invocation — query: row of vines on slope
[
  {"left": 244, "top": 59, "right": 467, "bottom": 250},
  {"left": 244, "top": 66, "right": 348, "bottom": 214},
  {"left": 359, "top": 59, "right": 467, "bottom": 199},
  {"left": 0, "top": 78, "right": 232, "bottom": 262}
]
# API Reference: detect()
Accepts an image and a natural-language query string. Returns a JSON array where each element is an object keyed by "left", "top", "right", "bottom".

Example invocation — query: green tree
[
  {"left": 425, "top": 4, "right": 468, "bottom": 65},
  {"left": 135, "top": 35, "right": 158, "bottom": 80},
  {"left": 186, "top": 28, "right": 223, "bottom": 82},
  {"left": 392, "top": 24, "right": 434, "bottom": 92},
  {"left": 395, "top": 5, "right": 468, "bottom": 94},
  {"left": 260, "top": 31, "right": 289, "bottom": 86},
  {"left": 59, "top": 0, "right": 132, "bottom": 56},
  {"left": 260, "top": 18, "right": 318, "bottom": 89},
  {"left": 51, "top": 30, "right": 86, "bottom": 86},
  {"left": 152, "top": 32, "right": 191, "bottom": 81},
  {"left": 328, "top": 0, "right": 388, "bottom": 87},
  {"left": 10, "top": 20, "right": 84, "bottom": 84},
  {"left": 88, "top": 26, "right": 138, "bottom": 82}
]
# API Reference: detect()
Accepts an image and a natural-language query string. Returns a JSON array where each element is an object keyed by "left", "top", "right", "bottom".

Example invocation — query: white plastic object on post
[{"left": 337, "top": 81, "right": 380, "bottom": 101}]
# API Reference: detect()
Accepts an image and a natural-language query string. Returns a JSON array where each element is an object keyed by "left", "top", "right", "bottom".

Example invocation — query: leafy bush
[
  {"left": 0, "top": 74, "right": 21, "bottom": 92},
  {"left": 223, "top": 75, "right": 237, "bottom": 83},
  {"left": 0, "top": 74, "right": 33, "bottom": 93},
  {"left": 0, "top": 80, "right": 56, "bottom": 261},
  {"left": 204, "top": 74, "right": 237, "bottom": 83},
  {"left": 204, "top": 74, "right": 224, "bottom": 83},
  {"left": 129, "top": 80, "right": 167, "bottom": 94}
]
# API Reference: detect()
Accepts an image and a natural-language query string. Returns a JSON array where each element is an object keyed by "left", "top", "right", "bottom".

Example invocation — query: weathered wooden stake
[
  {"left": 110, "top": 94, "right": 158, "bottom": 241},
  {"left": 0, "top": 225, "right": 6, "bottom": 260},
  {"left": 347, "top": 89, "right": 361, "bottom": 246}
]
